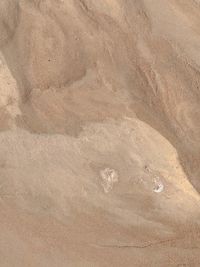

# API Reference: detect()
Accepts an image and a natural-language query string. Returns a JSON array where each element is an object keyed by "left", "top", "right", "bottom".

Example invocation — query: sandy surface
[{"left": 1, "top": 0, "right": 200, "bottom": 266}]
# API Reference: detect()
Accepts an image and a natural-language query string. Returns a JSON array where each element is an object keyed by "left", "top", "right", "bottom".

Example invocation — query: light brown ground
[{"left": 0, "top": 0, "right": 200, "bottom": 266}]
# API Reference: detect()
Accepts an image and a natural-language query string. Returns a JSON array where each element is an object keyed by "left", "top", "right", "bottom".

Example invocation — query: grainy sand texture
[{"left": 1, "top": 1, "right": 200, "bottom": 266}]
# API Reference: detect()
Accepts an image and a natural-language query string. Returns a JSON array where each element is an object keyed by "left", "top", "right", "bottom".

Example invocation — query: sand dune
[{"left": 0, "top": 0, "right": 200, "bottom": 266}]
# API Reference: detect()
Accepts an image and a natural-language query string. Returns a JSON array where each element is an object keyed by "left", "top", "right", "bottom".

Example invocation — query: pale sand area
[{"left": 1, "top": 0, "right": 200, "bottom": 266}]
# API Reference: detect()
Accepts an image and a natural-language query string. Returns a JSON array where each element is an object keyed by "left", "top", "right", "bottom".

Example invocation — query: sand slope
[{"left": 0, "top": 0, "right": 200, "bottom": 266}]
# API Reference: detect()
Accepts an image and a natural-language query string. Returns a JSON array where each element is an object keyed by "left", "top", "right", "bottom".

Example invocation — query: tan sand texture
[{"left": 1, "top": 0, "right": 200, "bottom": 266}]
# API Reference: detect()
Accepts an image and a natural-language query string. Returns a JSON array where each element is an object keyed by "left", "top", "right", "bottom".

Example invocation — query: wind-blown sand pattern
[{"left": 1, "top": 1, "right": 200, "bottom": 266}]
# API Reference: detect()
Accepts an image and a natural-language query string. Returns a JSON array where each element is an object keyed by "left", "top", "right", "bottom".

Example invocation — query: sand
[{"left": 0, "top": 0, "right": 200, "bottom": 266}]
